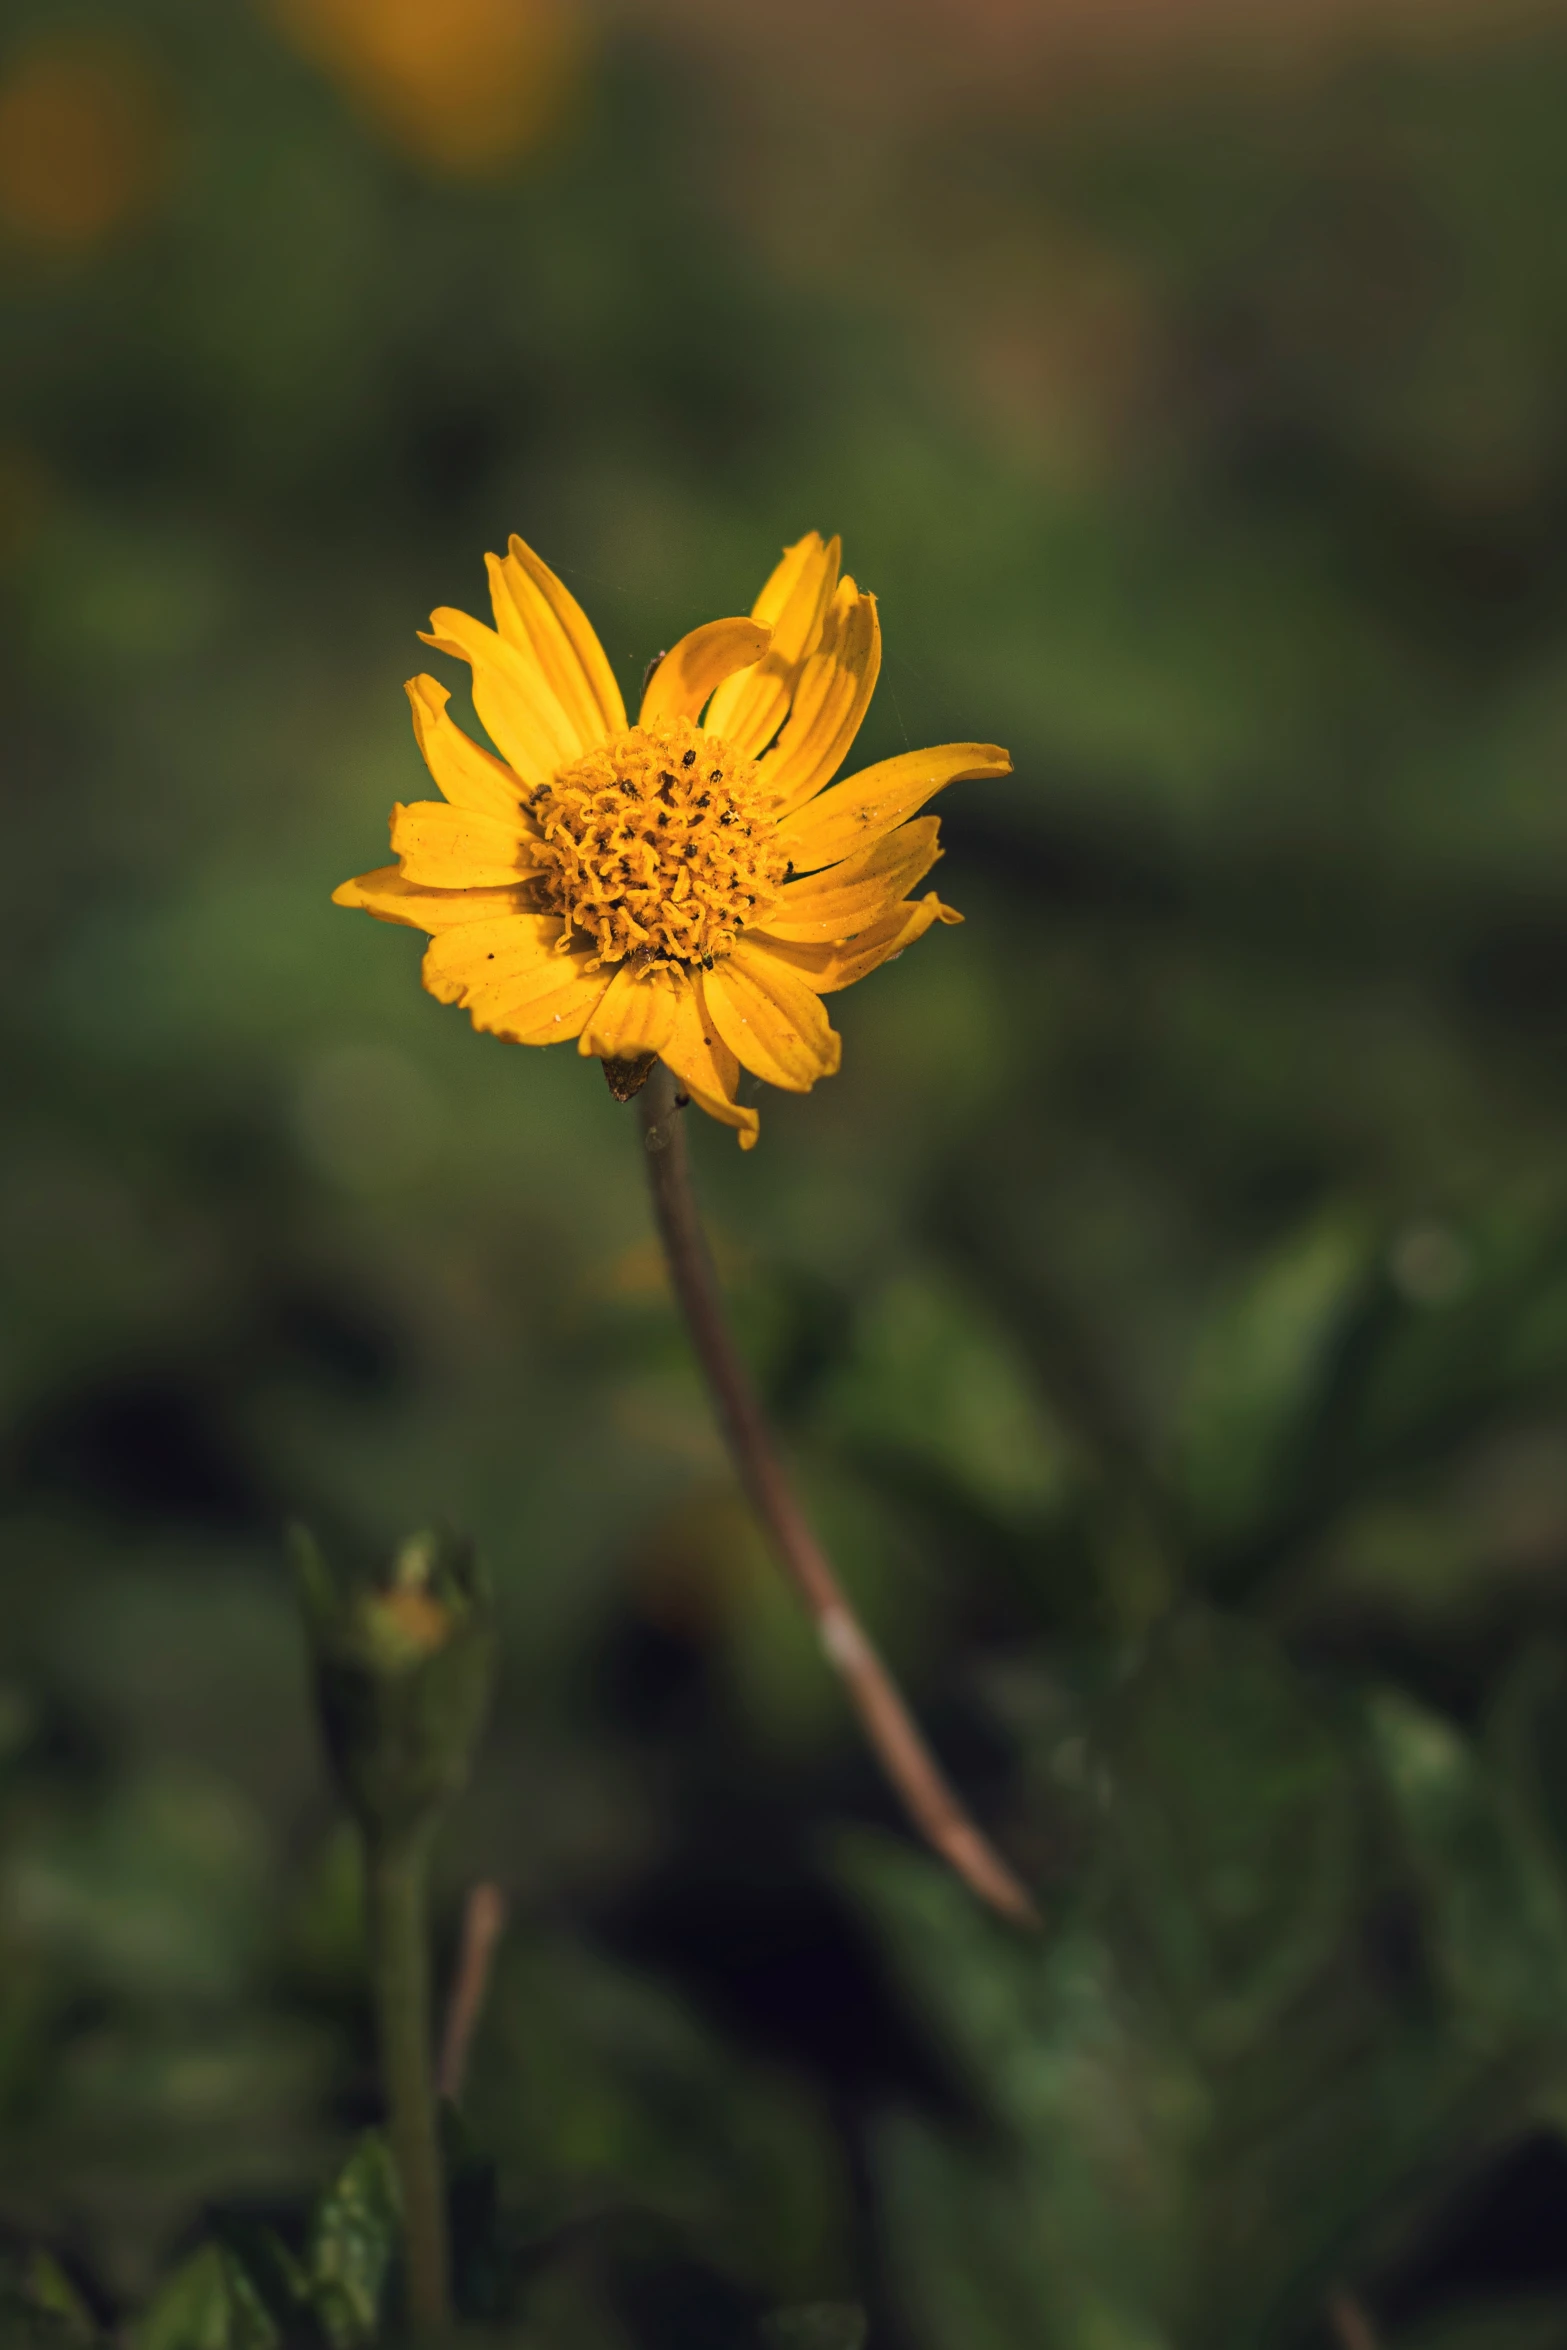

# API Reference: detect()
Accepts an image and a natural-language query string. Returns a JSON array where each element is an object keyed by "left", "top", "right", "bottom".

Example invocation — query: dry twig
[{"left": 438, "top": 1879, "right": 508, "bottom": 2102}]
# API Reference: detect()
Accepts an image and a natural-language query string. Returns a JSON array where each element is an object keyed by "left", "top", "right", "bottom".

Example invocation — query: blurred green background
[{"left": 9, "top": 0, "right": 1567, "bottom": 2343}]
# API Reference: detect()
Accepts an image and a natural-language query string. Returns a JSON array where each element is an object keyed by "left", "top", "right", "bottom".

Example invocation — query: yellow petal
[
  {"left": 579, "top": 959, "right": 681, "bottom": 1059},
  {"left": 753, "top": 532, "right": 833, "bottom": 629},
  {"left": 639, "top": 618, "right": 772, "bottom": 728},
  {"left": 702, "top": 938, "right": 842, "bottom": 1092},
  {"left": 678, "top": 1082, "right": 760, "bottom": 1148},
  {"left": 333, "top": 866, "right": 535, "bottom": 933},
  {"left": 420, "top": 603, "right": 580, "bottom": 784},
  {"left": 758, "top": 579, "right": 881, "bottom": 816},
  {"left": 757, "top": 891, "right": 960, "bottom": 995},
  {"left": 703, "top": 532, "right": 840, "bottom": 758},
  {"left": 757, "top": 818, "right": 942, "bottom": 941},
  {"left": 459, "top": 944, "right": 608, "bottom": 1044},
  {"left": 406, "top": 675, "right": 530, "bottom": 824},
  {"left": 389, "top": 800, "right": 537, "bottom": 888},
  {"left": 777, "top": 742, "right": 1011, "bottom": 873},
  {"left": 420, "top": 911, "right": 565, "bottom": 1005},
  {"left": 661, "top": 974, "right": 760, "bottom": 1148},
  {"left": 489, "top": 976, "right": 609, "bottom": 1046},
  {"left": 486, "top": 534, "right": 626, "bottom": 751}
]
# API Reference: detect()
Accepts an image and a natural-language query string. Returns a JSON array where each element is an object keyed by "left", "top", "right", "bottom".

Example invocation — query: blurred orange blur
[
  {"left": 272, "top": 0, "right": 587, "bottom": 177},
  {"left": 0, "top": 37, "right": 172, "bottom": 255}
]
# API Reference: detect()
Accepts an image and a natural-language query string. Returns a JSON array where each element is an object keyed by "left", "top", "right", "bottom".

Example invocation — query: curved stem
[
  {"left": 367, "top": 1821, "right": 449, "bottom": 2333},
  {"left": 636, "top": 1062, "right": 1038, "bottom": 1928}
]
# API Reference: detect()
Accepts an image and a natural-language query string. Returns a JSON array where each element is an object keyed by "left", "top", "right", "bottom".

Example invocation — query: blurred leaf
[
  {"left": 4, "top": 1770, "right": 270, "bottom": 2004},
  {"left": 1180, "top": 1208, "right": 1567, "bottom": 1605},
  {"left": 465, "top": 1931, "right": 844, "bottom": 2298},
  {"left": 816, "top": 1270, "right": 1074, "bottom": 1526},
  {"left": 873, "top": 2116, "right": 1155, "bottom": 2350},
  {"left": 31, "top": 2011, "right": 330, "bottom": 2189},
  {"left": 18, "top": 2256, "right": 95, "bottom": 2346},
  {"left": 1176, "top": 1211, "right": 1376, "bottom": 1553},
  {"left": 206, "top": 2228, "right": 308, "bottom": 2343},
  {"left": 135, "top": 2247, "right": 278, "bottom": 2350},
  {"left": 843, "top": 1613, "right": 1567, "bottom": 2350},
  {"left": 1370, "top": 1688, "right": 1567, "bottom": 2050},
  {"left": 0, "top": 2250, "right": 100, "bottom": 2350},
  {"left": 1094, "top": 1609, "right": 1359, "bottom": 2054},
  {"left": 306, "top": 2133, "right": 400, "bottom": 2350},
  {"left": 1351, "top": 1221, "right": 1567, "bottom": 1461}
]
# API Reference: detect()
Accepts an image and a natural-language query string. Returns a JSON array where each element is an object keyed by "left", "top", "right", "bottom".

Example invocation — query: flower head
[{"left": 334, "top": 533, "right": 1010, "bottom": 1146}]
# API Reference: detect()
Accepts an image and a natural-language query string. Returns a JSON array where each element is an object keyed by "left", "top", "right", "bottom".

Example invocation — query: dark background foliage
[{"left": 6, "top": 1, "right": 1567, "bottom": 2342}]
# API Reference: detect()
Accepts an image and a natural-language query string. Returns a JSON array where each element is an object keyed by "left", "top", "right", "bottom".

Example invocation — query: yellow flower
[{"left": 334, "top": 532, "right": 1010, "bottom": 1147}]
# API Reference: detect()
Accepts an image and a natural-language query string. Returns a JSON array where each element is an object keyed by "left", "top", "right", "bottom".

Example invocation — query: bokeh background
[{"left": 9, "top": 0, "right": 1567, "bottom": 2343}]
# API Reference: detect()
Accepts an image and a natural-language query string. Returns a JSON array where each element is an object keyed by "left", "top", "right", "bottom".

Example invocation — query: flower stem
[
  {"left": 366, "top": 1821, "right": 450, "bottom": 2333},
  {"left": 636, "top": 1062, "right": 1038, "bottom": 1928}
]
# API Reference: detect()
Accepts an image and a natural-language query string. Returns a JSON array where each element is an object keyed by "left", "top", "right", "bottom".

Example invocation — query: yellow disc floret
[{"left": 528, "top": 716, "right": 787, "bottom": 971}]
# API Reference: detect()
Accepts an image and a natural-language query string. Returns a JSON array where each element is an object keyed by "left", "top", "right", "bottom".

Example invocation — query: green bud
[{"left": 291, "top": 1524, "right": 496, "bottom": 1841}]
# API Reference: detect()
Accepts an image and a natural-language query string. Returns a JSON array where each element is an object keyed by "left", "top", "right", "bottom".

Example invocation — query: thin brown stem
[
  {"left": 636, "top": 1063, "right": 1038, "bottom": 1928},
  {"left": 1326, "top": 2292, "right": 1381, "bottom": 2350},
  {"left": 439, "top": 1880, "right": 507, "bottom": 2103}
]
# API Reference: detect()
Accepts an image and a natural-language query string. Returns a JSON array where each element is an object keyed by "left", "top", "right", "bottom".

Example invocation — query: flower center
[{"left": 528, "top": 717, "right": 786, "bottom": 970}]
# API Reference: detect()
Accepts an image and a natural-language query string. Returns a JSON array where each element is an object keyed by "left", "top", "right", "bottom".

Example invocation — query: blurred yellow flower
[
  {"left": 335, "top": 534, "right": 1009, "bottom": 1146},
  {"left": 0, "top": 38, "right": 171, "bottom": 253},
  {"left": 272, "top": 0, "right": 584, "bottom": 177}
]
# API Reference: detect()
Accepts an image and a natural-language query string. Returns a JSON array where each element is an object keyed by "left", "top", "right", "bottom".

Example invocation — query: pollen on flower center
[{"left": 527, "top": 715, "right": 787, "bottom": 970}]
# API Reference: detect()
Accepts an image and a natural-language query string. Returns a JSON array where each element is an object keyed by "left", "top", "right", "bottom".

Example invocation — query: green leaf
[
  {"left": 20, "top": 2255, "right": 96, "bottom": 2345},
  {"left": 844, "top": 1613, "right": 1567, "bottom": 2350},
  {"left": 462, "top": 1930, "right": 842, "bottom": 2299},
  {"left": 0, "top": 2249, "right": 102, "bottom": 2349},
  {"left": 817, "top": 1271, "right": 1073, "bottom": 1525},
  {"left": 208, "top": 2228, "right": 309, "bottom": 2338},
  {"left": 1094, "top": 1610, "right": 1359, "bottom": 2056},
  {"left": 306, "top": 2132, "right": 401, "bottom": 2350},
  {"left": 874, "top": 2114, "right": 1165, "bottom": 2350},
  {"left": 1370, "top": 1687, "right": 1567, "bottom": 2050},
  {"left": 1176, "top": 1211, "right": 1374, "bottom": 1551},
  {"left": 134, "top": 2247, "right": 278, "bottom": 2350},
  {"left": 839, "top": 1830, "right": 1200, "bottom": 2347},
  {"left": 5, "top": 1767, "right": 270, "bottom": 2003}
]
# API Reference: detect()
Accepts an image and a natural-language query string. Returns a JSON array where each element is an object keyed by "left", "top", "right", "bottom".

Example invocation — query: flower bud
[{"left": 292, "top": 1524, "right": 495, "bottom": 1840}]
